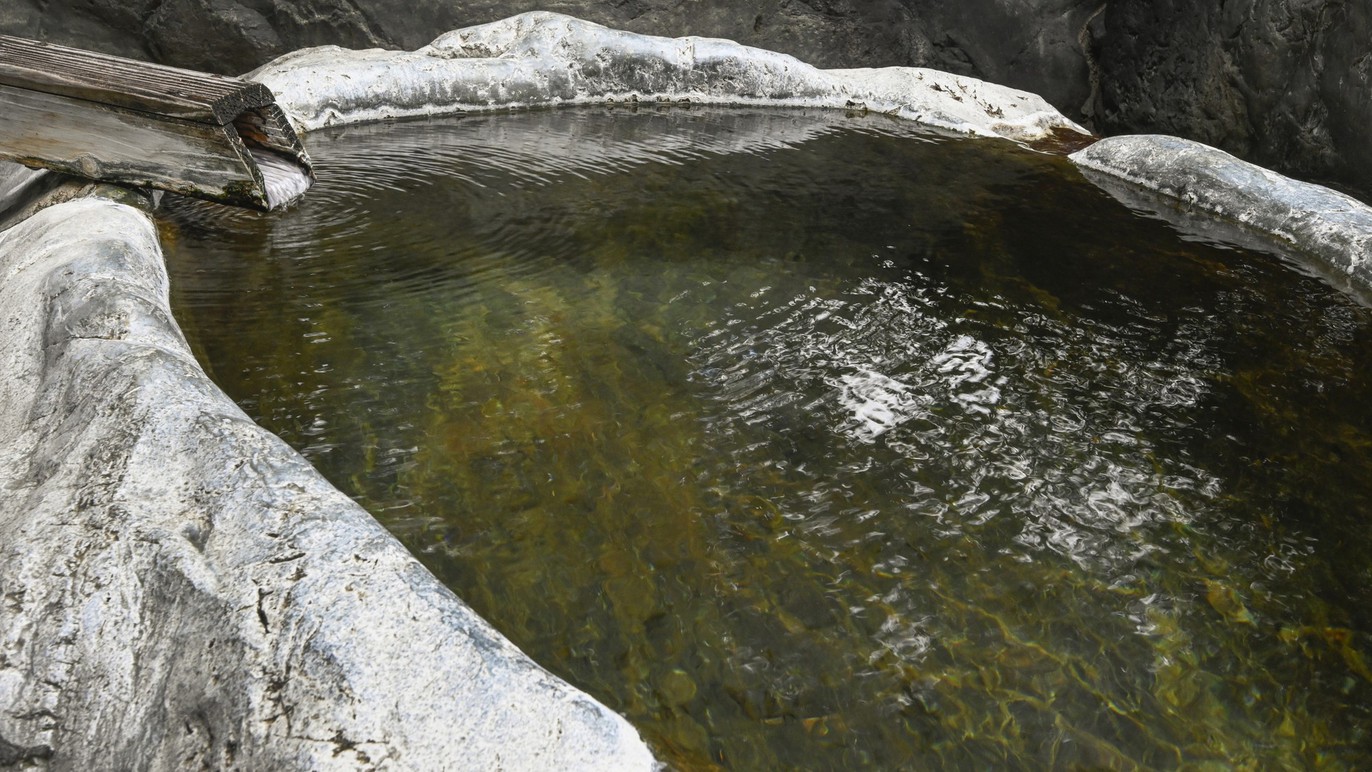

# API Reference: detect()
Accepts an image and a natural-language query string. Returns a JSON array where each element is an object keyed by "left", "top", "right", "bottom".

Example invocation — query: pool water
[{"left": 160, "top": 108, "right": 1372, "bottom": 769}]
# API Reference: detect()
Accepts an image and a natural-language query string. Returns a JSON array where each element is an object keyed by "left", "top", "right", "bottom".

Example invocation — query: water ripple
[{"left": 161, "top": 107, "right": 1372, "bottom": 771}]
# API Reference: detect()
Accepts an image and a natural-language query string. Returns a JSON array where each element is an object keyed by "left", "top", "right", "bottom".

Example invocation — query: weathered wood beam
[{"left": 0, "top": 36, "right": 312, "bottom": 210}]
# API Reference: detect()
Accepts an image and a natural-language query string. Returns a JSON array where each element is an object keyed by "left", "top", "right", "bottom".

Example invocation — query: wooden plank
[
  {"left": 0, "top": 84, "right": 268, "bottom": 209},
  {"left": 0, "top": 35, "right": 272, "bottom": 125},
  {"left": 0, "top": 36, "right": 312, "bottom": 209}
]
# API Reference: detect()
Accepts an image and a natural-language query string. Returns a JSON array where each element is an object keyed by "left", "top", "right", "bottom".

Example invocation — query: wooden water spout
[{"left": 0, "top": 36, "right": 312, "bottom": 210}]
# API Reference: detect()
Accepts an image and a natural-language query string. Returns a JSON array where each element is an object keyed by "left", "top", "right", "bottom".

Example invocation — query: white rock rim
[
  {"left": 249, "top": 11, "right": 1089, "bottom": 143},
  {"left": 1072, "top": 135, "right": 1372, "bottom": 295}
]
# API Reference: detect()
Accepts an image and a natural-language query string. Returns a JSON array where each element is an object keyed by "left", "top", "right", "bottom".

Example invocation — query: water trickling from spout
[{"left": 249, "top": 147, "right": 312, "bottom": 209}]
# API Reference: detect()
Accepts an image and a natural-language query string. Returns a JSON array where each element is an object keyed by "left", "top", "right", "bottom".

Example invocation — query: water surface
[{"left": 161, "top": 108, "right": 1372, "bottom": 769}]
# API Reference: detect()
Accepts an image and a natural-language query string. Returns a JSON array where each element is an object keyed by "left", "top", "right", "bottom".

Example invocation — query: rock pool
[{"left": 160, "top": 107, "right": 1372, "bottom": 769}]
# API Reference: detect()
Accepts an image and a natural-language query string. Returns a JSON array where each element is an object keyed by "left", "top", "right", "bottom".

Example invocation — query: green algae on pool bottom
[{"left": 160, "top": 107, "right": 1372, "bottom": 769}]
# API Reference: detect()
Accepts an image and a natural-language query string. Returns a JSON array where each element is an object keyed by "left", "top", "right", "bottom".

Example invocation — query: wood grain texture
[
  {"left": 0, "top": 35, "right": 273, "bottom": 124},
  {"left": 0, "top": 84, "right": 267, "bottom": 209},
  {"left": 0, "top": 37, "right": 312, "bottom": 209}
]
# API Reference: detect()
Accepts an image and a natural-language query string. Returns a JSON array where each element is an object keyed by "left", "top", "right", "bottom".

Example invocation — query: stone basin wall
[
  {"left": 0, "top": 11, "right": 1370, "bottom": 770},
  {"left": 3, "top": 0, "right": 1369, "bottom": 199}
]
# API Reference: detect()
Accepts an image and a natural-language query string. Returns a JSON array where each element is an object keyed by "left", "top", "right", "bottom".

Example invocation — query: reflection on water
[{"left": 161, "top": 107, "right": 1372, "bottom": 769}]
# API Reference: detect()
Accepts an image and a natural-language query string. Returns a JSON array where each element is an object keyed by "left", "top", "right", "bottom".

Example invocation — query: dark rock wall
[
  {"left": 0, "top": 1, "right": 920, "bottom": 75},
  {"left": 1090, "top": 0, "right": 1372, "bottom": 198},
  {"left": 0, "top": 1, "right": 1098, "bottom": 106},
  {"left": 2, "top": 1, "right": 1368, "bottom": 197},
  {"left": 891, "top": 0, "right": 1101, "bottom": 126}
]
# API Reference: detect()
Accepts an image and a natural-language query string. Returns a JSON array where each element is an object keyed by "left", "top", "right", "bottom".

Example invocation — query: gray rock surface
[
  {"left": 0, "top": 165, "right": 51, "bottom": 230},
  {"left": 1072, "top": 135, "right": 1372, "bottom": 293},
  {"left": 0, "top": 186, "right": 656, "bottom": 770},
  {"left": 248, "top": 12, "right": 1085, "bottom": 142}
]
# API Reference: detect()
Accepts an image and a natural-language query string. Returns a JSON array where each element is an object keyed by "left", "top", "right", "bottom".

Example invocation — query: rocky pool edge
[{"left": 1072, "top": 135, "right": 1372, "bottom": 297}]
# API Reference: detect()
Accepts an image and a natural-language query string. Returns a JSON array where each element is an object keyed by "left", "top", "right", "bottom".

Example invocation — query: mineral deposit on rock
[{"left": 249, "top": 11, "right": 1086, "bottom": 143}]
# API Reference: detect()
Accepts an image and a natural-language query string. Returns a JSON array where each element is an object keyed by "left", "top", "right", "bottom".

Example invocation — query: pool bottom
[{"left": 163, "top": 107, "right": 1372, "bottom": 769}]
